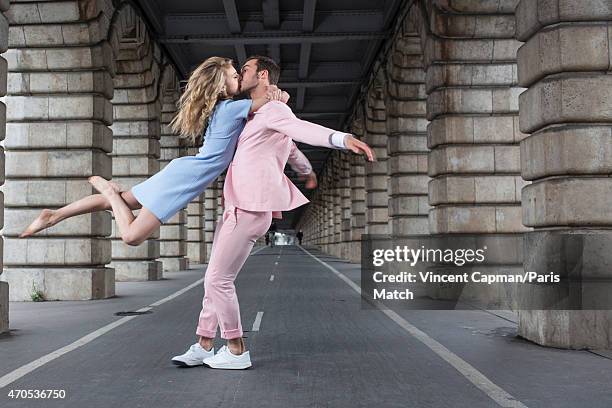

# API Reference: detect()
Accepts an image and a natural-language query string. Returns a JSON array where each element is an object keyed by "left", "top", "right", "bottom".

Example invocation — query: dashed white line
[
  {"left": 297, "top": 245, "right": 528, "bottom": 408},
  {"left": 252, "top": 311, "right": 264, "bottom": 332}
]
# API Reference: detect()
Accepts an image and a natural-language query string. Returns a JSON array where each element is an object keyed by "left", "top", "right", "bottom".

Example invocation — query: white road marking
[
  {"left": 270, "top": 274, "right": 275, "bottom": 281},
  {"left": 0, "top": 245, "right": 267, "bottom": 389},
  {"left": 252, "top": 311, "right": 264, "bottom": 332},
  {"left": 297, "top": 245, "right": 528, "bottom": 408}
]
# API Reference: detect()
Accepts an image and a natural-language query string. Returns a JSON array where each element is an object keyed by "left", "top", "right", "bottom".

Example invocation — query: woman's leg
[
  {"left": 20, "top": 186, "right": 142, "bottom": 238},
  {"left": 88, "top": 176, "right": 160, "bottom": 246},
  {"left": 203, "top": 206, "right": 272, "bottom": 355}
]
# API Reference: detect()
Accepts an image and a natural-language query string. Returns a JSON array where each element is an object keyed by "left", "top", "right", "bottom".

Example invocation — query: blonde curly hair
[{"left": 170, "top": 56, "right": 234, "bottom": 145}]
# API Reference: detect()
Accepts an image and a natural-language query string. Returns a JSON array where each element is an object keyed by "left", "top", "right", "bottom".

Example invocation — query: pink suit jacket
[{"left": 223, "top": 101, "right": 341, "bottom": 219}]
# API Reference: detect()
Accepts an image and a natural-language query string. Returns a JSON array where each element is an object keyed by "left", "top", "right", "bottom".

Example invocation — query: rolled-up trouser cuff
[
  {"left": 221, "top": 328, "right": 243, "bottom": 340},
  {"left": 196, "top": 328, "right": 217, "bottom": 338}
]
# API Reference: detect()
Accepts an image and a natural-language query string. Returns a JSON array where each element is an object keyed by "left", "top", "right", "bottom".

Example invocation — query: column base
[
  {"left": 518, "top": 310, "right": 612, "bottom": 349},
  {"left": 1, "top": 267, "right": 115, "bottom": 301},
  {"left": 160, "top": 257, "right": 189, "bottom": 272},
  {"left": 0, "top": 282, "right": 8, "bottom": 334},
  {"left": 111, "top": 261, "right": 162, "bottom": 281},
  {"left": 187, "top": 242, "right": 206, "bottom": 263},
  {"left": 348, "top": 241, "right": 362, "bottom": 263},
  {"left": 205, "top": 243, "right": 213, "bottom": 262},
  {"left": 519, "top": 229, "right": 612, "bottom": 349}
]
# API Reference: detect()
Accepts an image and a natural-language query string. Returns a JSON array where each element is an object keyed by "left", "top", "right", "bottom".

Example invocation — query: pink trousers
[{"left": 195, "top": 205, "right": 272, "bottom": 339}]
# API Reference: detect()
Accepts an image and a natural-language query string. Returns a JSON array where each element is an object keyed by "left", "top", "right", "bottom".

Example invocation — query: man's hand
[
  {"left": 299, "top": 171, "right": 318, "bottom": 189},
  {"left": 344, "top": 135, "right": 376, "bottom": 162}
]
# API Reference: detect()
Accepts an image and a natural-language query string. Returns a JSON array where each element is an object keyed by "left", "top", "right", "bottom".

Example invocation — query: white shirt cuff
[{"left": 330, "top": 131, "right": 349, "bottom": 149}]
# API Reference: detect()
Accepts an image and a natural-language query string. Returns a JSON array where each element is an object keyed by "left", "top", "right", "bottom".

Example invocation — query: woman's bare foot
[
  {"left": 88, "top": 176, "right": 119, "bottom": 197},
  {"left": 108, "top": 181, "right": 124, "bottom": 193},
  {"left": 19, "top": 209, "right": 57, "bottom": 238}
]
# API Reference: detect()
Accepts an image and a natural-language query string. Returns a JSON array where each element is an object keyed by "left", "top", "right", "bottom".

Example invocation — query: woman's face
[{"left": 224, "top": 65, "right": 240, "bottom": 96}]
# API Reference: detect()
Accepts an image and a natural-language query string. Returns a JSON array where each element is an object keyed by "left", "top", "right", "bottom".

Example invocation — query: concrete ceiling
[{"left": 134, "top": 0, "right": 404, "bottom": 229}]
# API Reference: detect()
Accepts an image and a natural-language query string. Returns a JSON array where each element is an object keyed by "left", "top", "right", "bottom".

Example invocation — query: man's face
[{"left": 239, "top": 59, "right": 263, "bottom": 93}]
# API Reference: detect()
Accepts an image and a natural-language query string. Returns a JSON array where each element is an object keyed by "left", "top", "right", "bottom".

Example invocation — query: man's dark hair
[{"left": 246, "top": 55, "right": 280, "bottom": 85}]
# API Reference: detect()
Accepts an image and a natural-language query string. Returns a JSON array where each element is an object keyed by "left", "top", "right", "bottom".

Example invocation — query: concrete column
[
  {"left": 422, "top": 2, "right": 526, "bottom": 238},
  {"left": 332, "top": 152, "right": 342, "bottom": 258},
  {"left": 339, "top": 152, "right": 352, "bottom": 260},
  {"left": 186, "top": 190, "right": 206, "bottom": 264},
  {"left": 109, "top": 27, "right": 163, "bottom": 281},
  {"left": 158, "top": 72, "right": 188, "bottom": 272},
  {"left": 364, "top": 78, "right": 389, "bottom": 235},
  {"left": 203, "top": 183, "right": 217, "bottom": 262},
  {"left": 0, "top": 0, "right": 9, "bottom": 332},
  {"left": 348, "top": 112, "right": 366, "bottom": 262},
  {"left": 416, "top": 1, "right": 527, "bottom": 304},
  {"left": 1, "top": 0, "right": 115, "bottom": 300},
  {"left": 516, "top": 0, "right": 612, "bottom": 349},
  {"left": 183, "top": 133, "right": 206, "bottom": 264},
  {"left": 385, "top": 28, "right": 429, "bottom": 236},
  {"left": 322, "top": 165, "right": 333, "bottom": 253},
  {"left": 316, "top": 194, "right": 323, "bottom": 247}
]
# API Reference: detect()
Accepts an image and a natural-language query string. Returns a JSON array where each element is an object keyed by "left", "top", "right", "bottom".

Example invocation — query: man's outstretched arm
[{"left": 266, "top": 101, "right": 375, "bottom": 161}]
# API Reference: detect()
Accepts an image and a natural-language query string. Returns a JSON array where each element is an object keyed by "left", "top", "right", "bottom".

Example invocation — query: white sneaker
[
  {"left": 171, "top": 342, "right": 214, "bottom": 367},
  {"left": 203, "top": 345, "right": 252, "bottom": 369}
]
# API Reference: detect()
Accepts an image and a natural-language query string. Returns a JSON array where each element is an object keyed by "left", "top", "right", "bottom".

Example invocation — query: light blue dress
[{"left": 131, "top": 99, "right": 252, "bottom": 223}]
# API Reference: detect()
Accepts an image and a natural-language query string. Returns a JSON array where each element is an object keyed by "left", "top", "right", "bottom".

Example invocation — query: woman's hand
[
  {"left": 265, "top": 85, "right": 284, "bottom": 101},
  {"left": 344, "top": 135, "right": 376, "bottom": 162},
  {"left": 280, "top": 91, "right": 290, "bottom": 104}
]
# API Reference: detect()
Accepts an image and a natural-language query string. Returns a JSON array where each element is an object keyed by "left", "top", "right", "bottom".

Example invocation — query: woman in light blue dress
[{"left": 19, "top": 57, "right": 292, "bottom": 241}]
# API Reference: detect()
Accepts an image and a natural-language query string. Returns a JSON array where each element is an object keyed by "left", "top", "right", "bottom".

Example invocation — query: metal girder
[
  {"left": 302, "top": 0, "right": 317, "bottom": 31},
  {"left": 296, "top": 87, "right": 306, "bottom": 110},
  {"left": 159, "top": 31, "right": 389, "bottom": 44},
  {"left": 295, "top": 112, "right": 344, "bottom": 118},
  {"left": 262, "top": 0, "right": 281, "bottom": 63},
  {"left": 164, "top": 10, "right": 383, "bottom": 32},
  {"left": 262, "top": 0, "right": 280, "bottom": 28},
  {"left": 297, "top": 0, "right": 314, "bottom": 110},
  {"left": 221, "top": 0, "right": 241, "bottom": 32},
  {"left": 221, "top": 0, "right": 247, "bottom": 65},
  {"left": 297, "top": 0, "right": 318, "bottom": 108},
  {"left": 278, "top": 80, "right": 359, "bottom": 88}
]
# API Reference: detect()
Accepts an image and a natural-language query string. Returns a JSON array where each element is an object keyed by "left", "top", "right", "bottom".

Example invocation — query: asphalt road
[{"left": 1, "top": 245, "right": 611, "bottom": 408}]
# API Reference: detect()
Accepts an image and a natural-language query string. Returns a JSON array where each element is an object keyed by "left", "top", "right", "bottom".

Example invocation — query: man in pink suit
[{"left": 189, "top": 56, "right": 375, "bottom": 370}]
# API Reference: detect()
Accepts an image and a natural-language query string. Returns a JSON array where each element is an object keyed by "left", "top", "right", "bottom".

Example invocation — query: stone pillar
[
  {"left": 364, "top": 79, "right": 389, "bottom": 235},
  {"left": 332, "top": 152, "right": 342, "bottom": 257},
  {"left": 109, "top": 32, "right": 163, "bottom": 281},
  {"left": 385, "top": 28, "right": 429, "bottom": 236},
  {"left": 516, "top": 0, "right": 612, "bottom": 349},
  {"left": 158, "top": 73, "right": 188, "bottom": 272},
  {"left": 339, "top": 152, "right": 352, "bottom": 260},
  {"left": 182, "top": 134, "right": 206, "bottom": 264},
  {"left": 186, "top": 190, "right": 206, "bottom": 264},
  {"left": 423, "top": 1, "right": 525, "bottom": 236},
  {"left": 0, "top": 0, "right": 8, "bottom": 332},
  {"left": 307, "top": 190, "right": 321, "bottom": 247},
  {"left": 203, "top": 183, "right": 217, "bottom": 262},
  {"left": 348, "top": 111, "right": 366, "bottom": 262},
  {"left": 215, "top": 174, "right": 224, "bottom": 223},
  {"left": 322, "top": 165, "right": 333, "bottom": 253},
  {"left": 1, "top": 0, "right": 115, "bottom": 300},
  {"left": 418, "top": 1, "right": 527, "bottom": 304}
]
